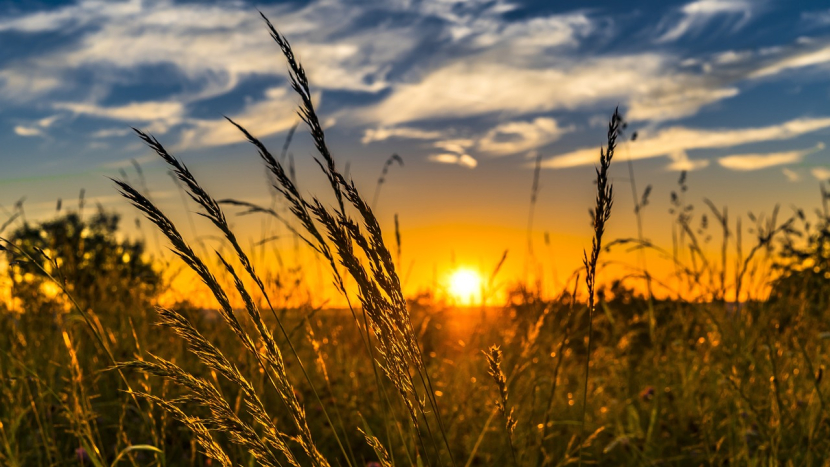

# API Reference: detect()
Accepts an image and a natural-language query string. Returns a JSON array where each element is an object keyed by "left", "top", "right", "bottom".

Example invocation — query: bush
[{"left": 6, "top": 210, "right": 161, "bottom": 315}]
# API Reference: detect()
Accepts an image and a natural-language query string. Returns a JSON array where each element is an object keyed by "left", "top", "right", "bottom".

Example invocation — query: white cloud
[
  {"left": 749, "top": 44, "right": 830, "bottom": 79},
  {"left": 0, "top": 68, "right": 62, "bottom": 101},
  {"left": 51, "top": 87, "right": 301, "bottom": 149},
  {"left": 176, "top": 87, "right": 301, "bottom": 149},
  {"left": 627, "top": 85, "right": 738, "bottom": 121},
  {"left": 465, "top": 13, "right": 593, "bottom": 50},
  {"left": 14, "top": 126, "right": 43, "bottom": 137},
  {"left": 428, "top": 153, "right": 478, "bottom": 168},
  {"left": 5, "top": 0, "right": 830, "bottom": 166},
  {"left": 11, "top": 113, "right": 63, "bottom": 138},
  {"left": 357, "top": 55, "right": 677, "bottom": 125},
  {"left": 544, "top": 116, "right": 830, "bottom": 168},
  {"left": 55, "top": 100, "right": 185, "bottom": 123},
  {"left": 666, "top": 150, "right": 709, "bottom": 171},
  {"left": 0, "top": 0, "right": 142, "bottom": 32},
  {"left": 0, "top": 0, "right": 411, "bottom": 103},
  {"left": 717, "top": 143, "right": 824, "bottom": 170},
  {"left": 37, "top": 115, "right": 61, "bottom": 128},
  {"left": 91, "top": 128, "right": 132, "bottom": 138},
  {"left": 428, "top": 137, "right": 477, "bottom": 168},
  {"left": 656, "top": 0, "right": 753, "bottom": 43},
  {"left": 477, "top": 117, "right": 570, "bottom": 155},
  {"left": 361, "top": 126, "right": 445, "bottom": 144},
  {"left": 811, "top": 167, "right": 830, "bottom": 181},
  {"left": 356, "top": 44, "right": 785, "bottom": 126},
  {"left": 434, "top": 138, "right": 474, "bottom": 154}
]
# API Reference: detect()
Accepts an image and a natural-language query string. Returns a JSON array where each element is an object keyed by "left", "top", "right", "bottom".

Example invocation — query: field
[{"left": 3, "top": 13, "right": 830, "bottom": 467}]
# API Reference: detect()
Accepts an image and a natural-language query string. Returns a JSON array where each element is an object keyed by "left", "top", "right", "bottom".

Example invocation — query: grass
[{"left": 2, "top": 11, "right": 830, "bottom": 467}]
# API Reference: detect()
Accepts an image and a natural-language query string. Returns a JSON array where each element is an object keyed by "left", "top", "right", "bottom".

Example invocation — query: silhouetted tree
[{"left": 6, "top": 210, "right": 160, "bottom": 315}]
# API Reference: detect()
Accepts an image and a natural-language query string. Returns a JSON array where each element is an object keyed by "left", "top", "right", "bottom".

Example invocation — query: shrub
[{"left": 5, "top": 210, "right": 161, "bottom": 315}]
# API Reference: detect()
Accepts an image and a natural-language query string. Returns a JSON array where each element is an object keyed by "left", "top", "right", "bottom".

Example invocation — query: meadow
[{"left": 2, "top": 13, "right": 830, "bottom": 467}]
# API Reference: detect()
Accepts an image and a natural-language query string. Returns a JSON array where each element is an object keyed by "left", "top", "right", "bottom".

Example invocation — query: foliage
[
  {"left": 5, "top": 210, "right": 160, "bottom": 314},
  {"left": 770, "top": 200, "right": 830, "bottom": 316}
]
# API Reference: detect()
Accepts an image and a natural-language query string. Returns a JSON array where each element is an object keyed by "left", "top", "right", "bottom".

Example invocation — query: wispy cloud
[
  {"left": 177, "top": 87, "right": 302, "bottom": 150},
  {"left": 477, "top": 117, "right": 571, "bottom": 156},
  {"left": 56, "top": 101, "right": 185, "bottom": 123},
  {"left": 358, "top": 54, "right": 734, "bottom": 125},
  {"left": 801, "top": 9, "right": 830, "bottom": 27},
  {"left": 717, "top": 143, "right": 824, "bottom": 170},
  {"left": 0, "top": 68, "right": 62, "bottom": 101},
  {"left": 782, "top": 167, "right": 800, "bottom": 182},
  {"left": 11, "top": 113, "right": 62, "bottom": 138},
  {"left": 91, "top": 128, "right": 132, "bottom": 138},
  {"left": 362, "top": 126, "right": 445, "bottom": 144},
  {"left": 1, "top": 0, "right": 400, "bottom": 97},
  {"left": 656, "top": 0, "right": 754, "bottom": 43},
  {"left": 544, "top": 117, "right": 830, "bottom": 168},
  {"left": 429, "top": 138, "right": 477, "bottom": 168},
  {"left": 428, "top": 153, "right": 478, "bottom": 169},
  {"left": 357, "top": 32, "right": 830, "bottom": 128},
  {"left": 0, "top": 0, "right": 418, "bottom": 145},
  {"left": 14, "top": 126, "right": 44, "bottom": 137},
  {"left": 3, "top": 0, "right": 830, "bottom": 161},
  {"left": 666, "top": 150, "right": 709, "bottom": 171},
  {"left": 749, "top": 43, "right": 830, "bottom": 79}
]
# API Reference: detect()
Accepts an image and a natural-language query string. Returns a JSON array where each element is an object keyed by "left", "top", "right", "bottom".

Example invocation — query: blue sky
[{"left": 2, "top": 0, "right": 830, "bottom": 294}]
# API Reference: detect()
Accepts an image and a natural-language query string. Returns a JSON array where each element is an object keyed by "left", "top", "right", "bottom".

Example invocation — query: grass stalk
[{"left": 578, "top": 108, "right": 620, "bottom": 466}]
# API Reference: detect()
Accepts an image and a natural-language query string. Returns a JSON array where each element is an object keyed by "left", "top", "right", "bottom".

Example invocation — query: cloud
[
  {"left": 358, "top": 54, "right": 721, "bottom": 125},
  {"left": 55, "top": 101, "right": 185, "bottom": 123},
  {"left": 544, "top": 116, "right": 830, "bottom": 168},
  {"left": 361, "top": 126, "right": 445, "bottom": 144},
  {"left": 434, "top": 138, "right": 474, "bottom": 154},
  {"left": 5, "top": 0, "right": 830, "bottom": 170},
  {"left": 477, "top": 117, "right": 570, "bottom": 156},
  {"left": 0, "top": 68, "right": 62, "bottom": 101},
  {"left": 14, "top": 126, "right": 44, "bottom": 137},
  {"left": 782, "top": 167, "right": 800, "bottom": 182},
  {"left": 428, "top": 137, "right": 477, "bottom": 168},
  {"left": 411, "top": 0, "right": 591, "bottom": 51},
  {"left": 176, "top": 87, "right": 300, "bottom": 149},
  {"left": 428, "top": 153, "right": 478, "bottom": 168},
  {"left": 717, "top": 143, "right": 824, "bottom": 170},
  {"left": 53, "top": 100, "right": 185, "bottom": 136},
  {"left": 749, "top": 43, "right": 830, "bottom": 79},
  {"left": 666, "top": 150, "right": 709, "bottom": 171},
  {"left": 91, "top": 128, "right": 132, "bottom": 138},
  {"left": 811, "top": 167, "right": 830, "bottom": 181},
  {"left": 11, "top": 113, "right": 64, "bottom": 138},
  {"left": 0, "top": 0, "right": 412, "bottom": 103},
  {"left": 0, "top": 0, "right": 142, "bottom": 32},
  {"left": 801, "top": 9, "right": 830, "bottom": 27},
  {"left": 52, "top": 87, "right": 301, "bottom": 149},
  {"left": 357, "top": 39, "right": 830, "bottom": 126},
  {"left": 656, "top": 0, "right": 754, "bottom": 43}
]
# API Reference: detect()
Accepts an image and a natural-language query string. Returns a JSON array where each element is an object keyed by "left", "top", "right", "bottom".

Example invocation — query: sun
[{"left": 448, "top": 268, "right": 482, "bottom": 305}]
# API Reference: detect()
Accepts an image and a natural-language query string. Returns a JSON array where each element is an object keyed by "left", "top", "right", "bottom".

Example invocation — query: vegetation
[
  {"left": 2, "top": 12, "right": 830, "bottom": 467},
  {"left": 6, "top": 210, "right": 160, "bottom": 315}
]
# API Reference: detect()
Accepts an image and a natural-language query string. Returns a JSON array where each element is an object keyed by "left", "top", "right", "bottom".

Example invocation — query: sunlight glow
[{"left": 448, "top": 268, "right": 482, "bottom": 305}]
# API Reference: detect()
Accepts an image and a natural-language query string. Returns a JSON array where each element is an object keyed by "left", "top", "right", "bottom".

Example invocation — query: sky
[{"left": 2, "top": 0, "right": 830, "bottom": 303}]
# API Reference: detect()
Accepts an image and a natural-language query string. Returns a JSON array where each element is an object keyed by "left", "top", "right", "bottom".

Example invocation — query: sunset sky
[{"left": 2, "top": 0, "right": 830, "bottom": 303}]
